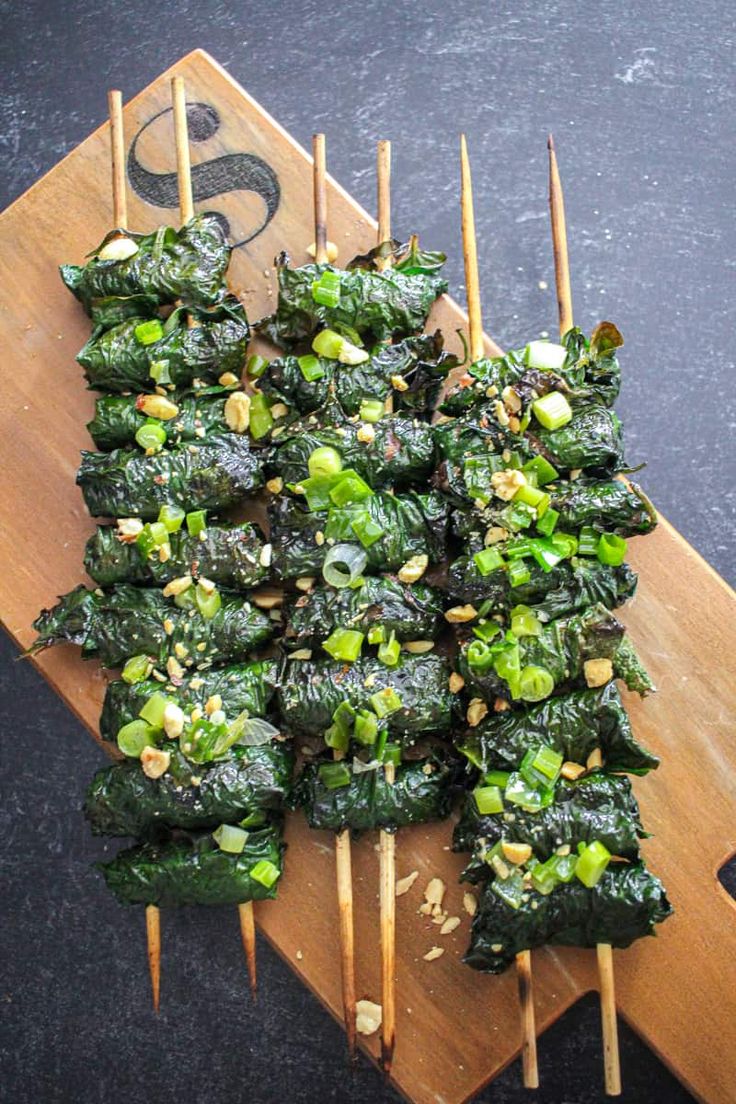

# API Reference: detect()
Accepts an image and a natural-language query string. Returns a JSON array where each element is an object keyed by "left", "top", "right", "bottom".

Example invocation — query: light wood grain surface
[{"left": 0, "top": 49, "right": 734, "bottom": 1104}]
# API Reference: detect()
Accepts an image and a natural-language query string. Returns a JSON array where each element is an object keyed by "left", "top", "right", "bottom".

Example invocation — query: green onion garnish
[
  {"left": 116, "top": 718, "right": 158, "bottom": 757},
  {"left": 359, "top": 398, "right": 385, "bottom": 423},
  {"left": 522, "top": 456, "right": 559, "bottom": 486},
  {"left": 298, "top": 354, "right": 325, "bottom": 382},
  {"left": 507, "top": 559, "right": 532, "bottom": 588},
  {"left": 312, "top": 328, "right": 345, "bottom": 360},
  {"left": 575, "top": 840, "right": 611, "bottom": 888},
  {"left": 158, "top": 504, "right": 185, "bottom": 533},
  {"left": 328, "top": 469, "right": 373, "bottom": 507},
  {"left": 250, "top": 859, "right": 281, "bottom": 887},
  {"left": 370, "top": 687, "right": 402, "bottom": 718},
  {"left": 536, "top": 507, "right": 559, "bottom": 536},
  {"left": 473, "top": 785, "right": 504, "bottom": 815},
  {"left": 322, "top": 627, "right": 364, "bottom": 663},
  {"left": 377, "top": 630, "right": 401, "bottom": 668},
  {"left": 138, "top": 692, "right": 172, "bottom": 728},
  {"left": 135, "top": 422, "right": 167, "bottom": 452},
  {"left": 520, "top": 743, "right": 563, "bottom": 787},
  {"left": 134, "top": 319, "right": 164, "bottom": 346},
  {"left": 473, "top": 547, "right": 504, "bottom": 576},
  {"left": 195, "top": 581, "right": 221, "bottom": 620},
  {"left": 308, "top": 446, "right": 343, "bottom": 480},
  {"left": 149, "top": 359, "right": 172, "bottom": 386},
  {"left": 524, "top": 340, "right": 567, "bottom": 372},
  {"left": 350, "top": 510, "right": 385, "bottom": 548},
  {"left": 186, "top": 509, "right": 207, "bottom": 537},
  {"left": 510, "top": 605, "right": 541, "bottom": 638},
  {"left": 466, "top": 639, "right": 495, "bottom": 673},
  {"left": 578, "top": 526, "right": 599, "bottom": 556},
  {"left": 318, "top": 762, "right": 352, "bottom": 790},
  {"left": 597, "top": 532, "right": 628, "bottom": 566},
  {"left": 354, "top": 709, "right": 379, "bottom": 746},
  {"left": 311, "top": 270, "right": 342, "bottom": 307},
  {"left": 518, "top": 662, "right": 554, "bottom": 702},
  {"left": 249, "top": 392, "right": 273, "bottom": 440},
  {"left": 367, "top": 625, "right": 386, "bottom": 645},
  {"left": 484, "top": 770, "right": 510, "bottom": 788},
  {"left": 473, "top": 619, "right": 501, "bottom": 644},
  {"left": 381, "top": 742, "right": 402, "bottom": 767},
  {"left": 322, "top": 543, "right": 367, "bottom": 588},
  {"left": 246, "top": 354, "right": 269, "bottom": 379},
  {"left": 531, "top": 391, "right": 573, "bottom": 430},
  {"left": 212, "top": 824, "right": 249, "bottom": 854},
  {"left": 121, "top": 654, "right": 153, "bottom": 685}
]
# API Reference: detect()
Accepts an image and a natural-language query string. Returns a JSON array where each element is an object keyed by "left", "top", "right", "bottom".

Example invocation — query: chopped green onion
[
  {"left": 158, "top": 504, "right": 185, "bottom": 533},
  {"left": 550, "top": 532, "right": 578, "bottom": 558},
  {"left": 473, "top": 620, "right": 501, "bottom": 644},
  {"left": 308, "top": 446, "right": 343, "bottom": 480},
  {"left": 298, "top": 354, "right": 325, "bottom": 382},
  {"left": 134, "top": 319, "right": 164, "bottom": 346},
  {"left": 135, "top": 422, "right": 167, "bottom": 451},
  {"left": 138, "top": 692, "right": 172, "bottom": 728},
  {"left": 575, "top": 840, "right": 611, "bottom": 888},
  {"left": 484, "top": 770, "right": 510, "bottom": 788},
  {"left": 173, "top": 583, "right": 195, "bottom": 610},
  {"left": 473, "top": 547, "right": 504, "bottom": 576},
  {"left": 525, "top": 340, "right": 567, "bottom": 371},
  {"left": 249, "top": 392, "right": 273, "bottom": 440},
  {"left": 370, "top": 687, "right": 402, "bottom": 718},
  {"left": 149, "top": 359, "right": 172, "bottom": 386},
  {"left": 212, "top": 824, "right": 248, "bottom": 854},
  {"left": 531, "top": 858, "right": 560, "bottom": 896},
  {"left": 553, "top": 853, "right": 578, "bottom": 883},
  {"left": 328, "top": 469, "right": 373, "bottom": 507},
  {"left": 249, "top": 859, "right": 281, "bottom": 887},
  {"left": 513, "top": 483, "right": 547, "bottom": 511},
  {"left": 597, "top": 533, "right": 628, "bottom": 566},
  {"left": 510, "top": 606, "right": 541, "bottom": 638},
  {"left": 507, "top": 560, "right": 532, "bottom": 588},
  {"left": 377, "top": 630, "right": 401, "bottom": 667},
  {"left": 324, "top": 722, "right": 350, "bottom": 753},
  {"left": 520, "top": 743, "right": 563, "bottom": 787},
  {"left": 578, "top": 526, "right": 599, "bottom": 556},
  {"left": 323, "top": 543, "right": 367, "bottom": 588},
  {"left": 536, "top": 507, "right": 559, "bottom": 536},
  {"left": 312, "top": 270, "right": 342, "bottom": 307},
  {"left": 504, "top": 771, "right": 554, "bottom": 812},
  {"left": 359, "top": 398, "right": 385, "bottom": 423},
  {"left": 354, "top": 709, "right": 379, "bottom": 746},
  {"left": 367, "top": 625, "right": 386, "bottom": 645},
  {"left": 239, "top": 810, "right": 267, "bottom": 829},
  {"left": 318, "top": 761, "right": 352, "bottom": 789},
  {"left": 322, "top": 627, "right": 364, "bottom": 663},
  {"left": 350, "top": 510, "right": 385, "bottom": 548},
  {"left": 374, "top": 728, "right": 388, "bottom": 762},
  {"left": 493, "top": 642, "right": 521, "bottom": 691},
  {"left": 531, "top": 391, "right": 573, "bottom": 430},
  {"left": 490, "top": 869, "right": 526, "bottom": 909},
  {"left": 186, "top": 509, "right": 207, "bottom": 537},
  {"left": 473, "top": 785, "right": 504, "bottom": 815},
  {"left": 245, "top": 354, "right": 269, "bottom": 379},
  {"left": 117, "top": 718, "right": 158, "bottom": 757},
  {"left": 294, "top": 474, "right": 332, "bottom": 512},
  {"left": 522, "top": 456, "right": 559, "bottom": 486},
  {"left": 195, "top": 582, "right": 221, "bottom": 620},
  {"left": 336, "top": 339, "right": 370, "bottom": 366},
  {"left": 381, "top": 742, "right": 402, "bottom": 766},
  {"left": 312, "top": 329, "right": 344, "bottom": 360},
  {"left": 121, "top": 654, "right": 153, "bottom": 685},
  {"left": 466, "top": 639, "right": 495, "bottom": 673}
]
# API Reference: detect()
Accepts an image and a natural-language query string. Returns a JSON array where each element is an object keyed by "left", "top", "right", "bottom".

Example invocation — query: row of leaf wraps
[{"left": 34, "top": 213, "right": 672, "bottom": 968}]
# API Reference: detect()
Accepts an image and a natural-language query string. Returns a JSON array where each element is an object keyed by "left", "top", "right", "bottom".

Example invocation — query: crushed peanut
[
  {"left": 306, "top": 239, "right": 338, "bottom": 262},
  {"left": 502, "top": 841, "right": 533, "bottom": 865},
  {"left": 166, "top": 656, "right": 184, "bottom": 680},
  {"left": 484, "top": 526, "right": 508, "bottom": 546},
  {"left": 116, "top": 517, "right": 144, "bottom": 543},
  {"left": 136, "top": 394, "right": 179, "bottom": 420},
  {"left": 158, "top": 543, "right": 171, "bottom": 563},
  {"left": 356, "top": 423, "right": 375, "bottom": 444},
  {"left": 198, "top": 577, "right": 216, "bottom": 595},
  {"left": 397, "top": 554, "right": 428, "bottom": 584},
  {"left": 423, "top": 946, "right": 445, "bottom": 962},
  {"left": 163, "top": 702, "right": 184, "bottom": 739},
  {"left": 440, "top": 916, "right": 461, "bottom": 936},
  {"left": 390, "top": 374, "right": 409, "bottom": 392},
  {"left": 501, "top": 385, "right": 522, "bottom": 413},
  {"left": 424, "top": 877, "right": 446, "bottom": 909},
  {"left": 449, "top": 672, "right": 465, "bottom": 694},
  {"left": 445, "top": 604, "right": 477, "bottom": 624},
  {"left": 490, "top": 468, "right": 526, "bottom": 501},
  {"left": 583, "top": 657, "right": 613, "bottom": 688},
  {"left": 162, "top": 618, "right": 175, "bottom": 636},
  {"left": 463, "top": 892, "right": 478, "bottom": 917},
  {"left": 355, "top": 1000, "right": 382, "bottom": 1036},
  {"left": 266, "top": 477, "right": 284, "bottom": 495},
  {"left": 218, "top": 371, "right": 240, "bottom": 388},
  {"left": 204, "top": 694, "right": 223, "bottom": 715},
  {"left": 396, "top": 871, "right": 419, "bottom": 897},
  {"left": 140, "top": 746, "right": 171, "bottom": 779},
  {"left": 403, "top": 640, "right": 434, "bottom": 654},
  {"left": 493, "top": 399, "right": 510, "bottom": 427},
  {"left": 466, "top": 698, "right": 488, "bottom": 727},
  {"left": 252, "top": 587, "right": 283, "bottom": 609},
  {"left": 290, "top": 648, "right": 313, "bottom": 660},
  {"left": 295, "top": 576, "right": 315, "bottom": 592},
  {"left": 270, "top": 402, "right": 289, "bottom": 420},
  {"left": 259, "top": 543, "right": 273, "bottom": 568},
  {"left": 163, "top": 575, "right": 193, "bottom": 598},
  {"left": 224, "top": 390, "right": 251, "bottom": 433},
  {"left": 586, "top": 747, "right": 604, "bottom": 770},
  {"left": 561, "top": 760, "right": 586, "bottom": 781}
]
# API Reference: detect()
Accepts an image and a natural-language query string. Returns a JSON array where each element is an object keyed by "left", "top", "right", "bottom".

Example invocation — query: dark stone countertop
[{"left": 1, "top": 2, "right": 732, "bottom": 1102}]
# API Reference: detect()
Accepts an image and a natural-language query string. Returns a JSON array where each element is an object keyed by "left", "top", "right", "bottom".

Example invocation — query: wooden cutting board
[{"left": 0, "top": 49, "right": 734, "bottom": 1104}]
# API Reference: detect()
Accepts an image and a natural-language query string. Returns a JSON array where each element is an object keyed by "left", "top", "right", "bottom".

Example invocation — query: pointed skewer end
[{"left": 547, "top": 132, "right": 555, "bottom": 152}]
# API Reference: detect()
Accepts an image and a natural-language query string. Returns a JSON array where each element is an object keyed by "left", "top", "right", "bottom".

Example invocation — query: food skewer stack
[
  {"left": 444, "top": 136, "right": 673, "bottom": 1092},
  {"left": 32, "top": 81, "right": 293, "bottom": 1008}
]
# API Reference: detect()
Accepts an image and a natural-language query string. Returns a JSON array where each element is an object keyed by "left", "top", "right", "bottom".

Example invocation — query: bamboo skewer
[
  {"left": 107, "top": 89, "right": 163, "bottom": 1013},
  {"left": 375, "top": 137, "right": 397, "bottom": 1076},
  {"left": 548, "top": 133, "right": 621, "bottom": 1097},
  {"left": 171, "top": 76, "right": 259, "bottom": 998},
  {"left": 460, "top": 133, "right": 539, "bottom": 1090},
  {"left": 312, "top": 132, "right": 358, "bottom": 1061}
]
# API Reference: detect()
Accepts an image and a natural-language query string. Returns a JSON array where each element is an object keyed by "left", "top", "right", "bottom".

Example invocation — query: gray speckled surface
[{"left": 1, "top": 2, "right": 732, "bottom": 1102}]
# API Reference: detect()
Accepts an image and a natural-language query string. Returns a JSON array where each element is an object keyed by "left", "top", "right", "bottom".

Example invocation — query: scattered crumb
[
  {"left": 356, "top": 999, "right": 382, "bottom": 1036},
  {"left": 424, "top": 877, "right": 446, "bottom": 909},
  {"left": 463, "top": 892, "right": 478, "bottom": 917},
  {"left": 423, "top": 946, "right": 445, "bottom": 962},
  {"left": 538, "top": 280, "right": 548, "bottom": 290},
  {"left": 296, "top": 950, "right": 303, "bottom": 960},
  {"left": 396, "top": 870, "right": 419, "bottom": 897},
  {"left": 440, "top": 916, "right": 461, "bottom": 936}
]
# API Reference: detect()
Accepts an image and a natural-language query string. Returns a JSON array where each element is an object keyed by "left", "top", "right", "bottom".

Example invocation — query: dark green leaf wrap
[
  {"left": 32, "top": 584, "right": 272, "bottom": 668},
  {"left": 84, "top": 521, "right": 267, "bottom": 590},
  {"left": 447, "top": 556, "right": 637, "bottom": 620},
  {"left": 458, "top": 683, "right": 659, "bottom": 775},
  {"left": 458, "top": 604, "right": 653, "bottom": 701},
  {"left": 98, "top": 825, "right": 285, "bottom": 907},
  {"left": 464, "top": 863, "right": 672, "bottom": 973},
  {"left": 85, "top": 741, "right": 293, "bottom": 837},
  {"left": 87, "top": 389, "right": 230, "bottom": 450},
  {"left": 269, "top": 491, "right": 448, "bottom": 579},
  {"left": 100, "top": 660, "right": 278, "bottom": 742},
  {"left": 283, "top": 576, "right": 443, "bottom": 648},
  {"left": 260, "top": 334, "right": 456, "bottom": 417},
  {"left": 60, "top": 214, "right": 231, "bottom": 312},
  {"left": 295, "top": 753, "right": 460, "bottom": 833},
  {"left": 454, "top": 773, "right": 645, "bottom": 880},
  {"left": 88, "top": 294, "right": 160, "bottom": 331},
  {"left": 77, "top": 298, "right": 248, "bottom": 393},
  {"left": 440, "top": 325, "right": 622, "bottom": 417},
  {"left": 271, "top": 407, "right": 436, "bottom": 489},
  {"left": 259, "top": 261, "right": 447, "bottom": 348},
  {"left": 77, "top": 433, "right": 264, "bottom": 519},
  {"left": 277, "top": 654, "right": 457, "bottom": 742},
  {"left": 527, "top": 405, "right": 624, "bottom": 472}
]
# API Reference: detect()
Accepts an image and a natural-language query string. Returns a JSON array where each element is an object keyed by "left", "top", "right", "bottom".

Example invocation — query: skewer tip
[{"left": 547, "top": 133, "right": 556, "bottom": 152}]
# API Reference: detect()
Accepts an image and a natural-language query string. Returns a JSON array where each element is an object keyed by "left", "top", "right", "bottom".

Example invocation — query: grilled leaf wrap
[
  {"left": 85, "top": 741, "right": 293, "bottom": 837},
  {"left": 458, "top": 604, "right": 653, "bottom": 701},
  {"left": 84, "top": 522, "right": 267, "bottom": 589},
  {"left": 269, "top": 491, "right": 448, "bottom": 579},
  {"left": 458, "top": 683, "right": 659, "bottom": 775},
  {"left": 454, "top": 773, "right": 645, "bottom": 881},
  {"left": 60, "top": 214, "right": 231, "bottom": 312},
  {"left": 296, "top": 753, "right": 459, "bottom": 833},
  {"left": 87, "top": 389, "right": 231, "bottom": 450},
  {"left": 278, "top": 654, "right": 457, "bottom": 742},
  {"left": 283, "top": 575, "right": 443, "bottom": 648},
  {"left": 98, "top": 825, "right": 285, "bottom": 907},
  {"left": 259, "top": 261, "right": 447, "bottom": 348},
  {"left": 465, "top": 863, "right": 672, "bottom": 973},
  {"left": 447, "top": 556, "right": 637, "bottom": 620},
  {"left": 271, "top": 407, "right": 436, "bottom": 489},
  {"left": 77, "top": 433, "right": 264, "bottom": 519},
  {"left": 77, "top": 299, "right": 248, "bottom": 393},
  {"left": 32, "top": 584, "right": 272, "bottom": 668},
  {"left": 100, "top": 660, "right": 278, "bottom": 741},
  {"left": 260, "top": 334, "right": 455, "bottom": 417}
]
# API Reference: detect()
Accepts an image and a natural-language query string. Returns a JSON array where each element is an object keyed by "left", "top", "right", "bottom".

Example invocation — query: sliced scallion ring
[{"left": 322, "top": 543, "right": 367, "bottom": 588}]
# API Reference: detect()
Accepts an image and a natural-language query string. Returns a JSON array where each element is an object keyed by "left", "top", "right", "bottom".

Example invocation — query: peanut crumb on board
[
  {"left": 440, "top": 916, "right": 461, "bottom": 936},
  {"left": 463, "top": 892, "right": 478, "bottom": 917},
  {"left": 356, "top": 1000, "right": 382, "bottom": 1036},
  {"left": 423, "top": 946, "right": 445, "bottom": 962},
  {"left": 424, "top": 877, "right": 446, "bottom": 908},
  {"left": 396, "top": 870, "right": 419, "bottom": 897}
]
